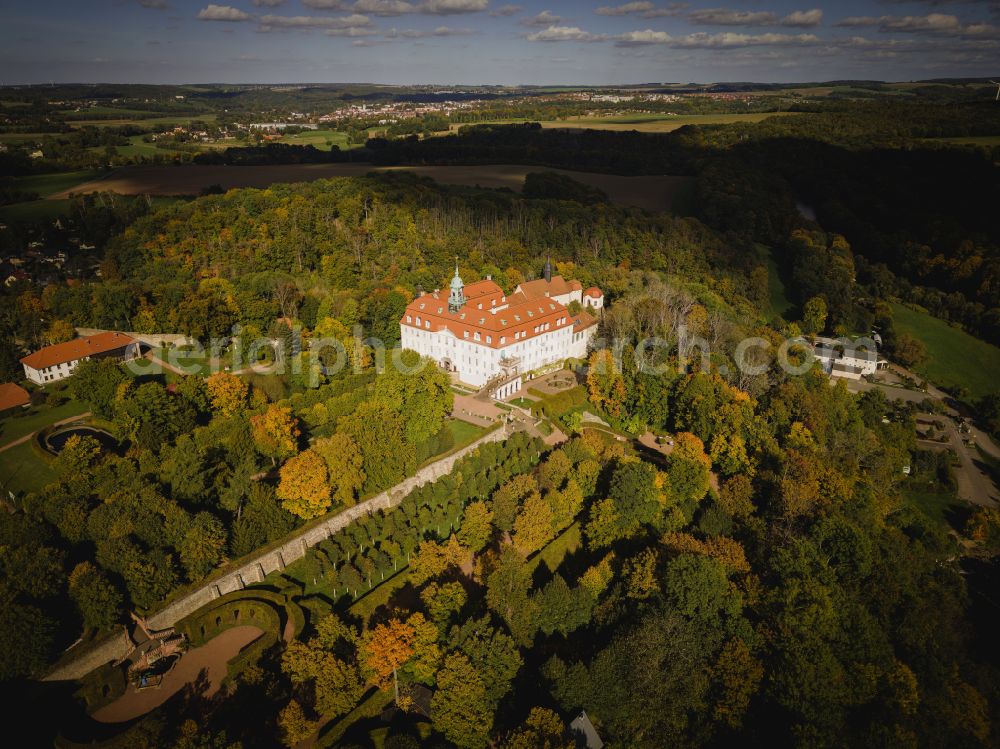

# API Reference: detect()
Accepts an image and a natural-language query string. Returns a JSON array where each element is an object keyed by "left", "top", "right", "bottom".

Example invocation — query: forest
[{"left": 1, "top": 86, "right": 999, "bottom": 748}]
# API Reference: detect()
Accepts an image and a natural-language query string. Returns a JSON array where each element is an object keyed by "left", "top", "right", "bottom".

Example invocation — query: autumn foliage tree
[
  {"left": 360, "top": 617, "right": 415, "bottom": 702},
  {"left": 250, "top": 404, "right": 300, "bottom": 464},
  {"left": 277, "top": 449, "right": 331, "bottom": 519},
  {"left": 205, "top": 371, "right": 248, "bottom": 417}
]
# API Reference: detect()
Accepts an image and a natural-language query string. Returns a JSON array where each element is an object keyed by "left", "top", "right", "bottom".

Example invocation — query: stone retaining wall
[{"left": 45, "top": 424, "right": 508, "bottom": 682}]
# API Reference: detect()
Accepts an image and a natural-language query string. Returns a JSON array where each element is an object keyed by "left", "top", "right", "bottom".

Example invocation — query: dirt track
[
  {"left": 50, "top": 163, "right": 689, "bottom": 213},
  {"left": 91, "top": 625, "right": 263, "bottom": 724}
]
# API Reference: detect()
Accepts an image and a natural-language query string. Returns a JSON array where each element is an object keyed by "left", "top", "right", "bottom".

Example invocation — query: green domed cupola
[{"left": 448, "top": 259, "right": 466, "bottom": 312}]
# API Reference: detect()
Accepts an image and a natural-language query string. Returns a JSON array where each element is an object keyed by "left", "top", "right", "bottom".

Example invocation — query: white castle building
[{"left": 400, "top": 260, "right": 603, "bottom": 396}]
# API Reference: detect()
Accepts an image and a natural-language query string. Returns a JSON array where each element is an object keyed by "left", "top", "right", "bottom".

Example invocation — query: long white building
[
  {"left": 20, "top": 331, "right": 139, "bottom": 386},
  {"left": 400, "top": 264, "right": 602, "bottom": 396}
]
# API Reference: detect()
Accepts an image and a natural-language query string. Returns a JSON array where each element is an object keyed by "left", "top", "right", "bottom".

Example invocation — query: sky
[{"left": 1, "top": 0, "right": 998, "bottom": 85}]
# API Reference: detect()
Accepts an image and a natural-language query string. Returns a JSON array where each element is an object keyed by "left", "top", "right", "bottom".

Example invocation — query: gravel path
[{"left": 91, "top": 626, "right": 263, "bottom": 724}]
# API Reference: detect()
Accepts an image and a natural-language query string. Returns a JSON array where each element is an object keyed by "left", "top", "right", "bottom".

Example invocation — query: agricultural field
[
  {"left": 924, "top": 135, "right": 1000, "bottom": 147},
  {"left": 542, "top": 111, "right": 803, "bottom": 132},
  {"left": 277, "top": 128, "right": 352, "bottom": 151},
  {"left": 8, "top": 169, "right": 104, "bottom": 197},
  {"left": 890, "top": 302, "right": 1000, "bottom": 400},
  {"left": 47, "top": 163, "right": 691, "bottom": 213},
  {"left": 65, "top": 113, "right": 218, "bottom": 128}
]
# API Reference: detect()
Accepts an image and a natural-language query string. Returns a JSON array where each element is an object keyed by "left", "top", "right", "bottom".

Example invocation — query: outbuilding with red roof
[{"left": 20, "top": 332, "right": 139, "bottom": 385}]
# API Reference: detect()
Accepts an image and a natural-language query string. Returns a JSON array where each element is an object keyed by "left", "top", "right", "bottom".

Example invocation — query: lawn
[
  {"left": 890, "top": 302, "right": 1000, "bottom": 400},
  {"left": 0, "top": 398, "right": 89, "bottom": 446},
  {"left": 0, "top": 440, "right": 56, "bottom": 495},
  {"left": 765, "top": 249, "right": 794, "bottom": 320},
  {"left": 528, "top": 522, "right": 582, "bottom": 575},
  {"left": 446, "top": 419, "right": 486, "bottom": 451},
  {"left": 901, "top": 487, "right": 963, "bottom": 529}
]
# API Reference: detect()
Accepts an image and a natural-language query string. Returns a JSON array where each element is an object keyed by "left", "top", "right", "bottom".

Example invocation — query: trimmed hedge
[{"left": 175, "top": 589, "right": 305, "bottom": 681}]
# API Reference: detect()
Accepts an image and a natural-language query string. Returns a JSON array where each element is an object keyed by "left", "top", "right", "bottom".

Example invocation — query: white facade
[
  {"left": 401, "top": 271, "right": 601, "bottom": 392},
  {"left": 23, "top": 358, "right": 82, "bottom": 385},
  {"left": 813, "top": 336, "right": 883, "bottom": 378},
  {"left": 400, "top": 315, "right": 595, "bottom": 388}
]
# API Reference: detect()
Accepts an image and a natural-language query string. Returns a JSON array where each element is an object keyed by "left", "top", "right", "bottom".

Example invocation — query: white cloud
[
  {"left": 596, "top": 1, "right": 654, "bottom": 16},
  {"left": 418, "top": 0, "right": 488, "bottom": 14},
  {"left": 325, "top": 25, "right": 378, "bottom": 35},
  {"left": 781, "top": 9, "right": 822, "bottom": 28},
  {"left": 525, "top": 25, "right": 607, "bottom": 42},
  {"left": 352, "top": 0, "right": 414, "bottom": 14},
  {"left": 197, "top": 4, "right": 252, "bottom": 21},
  {"left": 489, "top": 4, "right": 521, "bottom": 17},
  {"left": 836, "top": 12, "right": 997, "bottom": 37},
  {"left": 835, "top": 16, "right": 879, "bottom": 28},
  {"left": 391, "top": 24, "right": 476, "bottom": 36},
  {"left": 257, "top": 13, "right": 372, "bottom": 29},
  {"left": 520, "top": 10, "right": 561, "bottom": 27},
  {"left": 641, "top": 3, "right": 688, "bottom": 18},
  {"left": 670, "top": 31, "right": 820, "bottom": 47},
  {"left": 614, "top": 28, "right": 672, "bottom": 45},
  {"left": 687, "top": 8, "right": 778, "bottom": 26}
]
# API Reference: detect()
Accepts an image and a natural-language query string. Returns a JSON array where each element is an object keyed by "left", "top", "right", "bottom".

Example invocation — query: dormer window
[
  {"left": 425, "top": 321, "right": 430, "bottom": 329},
  {"left": 486, "top": 336, "right": 492, "bottom": 344},
  {"left": 406, "top": 315, "right": 412, "bottom": 323},
  {"left": 464, "top": 331, "right": 469, "bottom": 339},
  {"left": 500, "top": 336, "right": 506, "bottom": 344},
  {"left": 474, "top": 332, "right": 481, "bottom": 341}
]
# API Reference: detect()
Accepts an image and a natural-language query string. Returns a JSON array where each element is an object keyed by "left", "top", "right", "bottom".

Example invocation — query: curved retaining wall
[{"left": 45, "top": 424, "right": 508, "bottom": 682}]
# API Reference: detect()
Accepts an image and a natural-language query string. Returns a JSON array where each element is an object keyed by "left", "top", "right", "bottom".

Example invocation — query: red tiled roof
[
  {"left": 516, "top": 275, "right": 583, "bottom": 300},
  {"left": 20, "top": 332, "right": 137, "bottom": 370},
  {"left": 584, "top": 287, "right": 603, "bottom": 298},
  {"left": 402, "top": 282, "right": 571, "bottom": 349},
  {"left": 573, "top": 309, "right": 598, "bottom": 332},
  {"left": 0, "top": 383, "right": 29, "bottom": 410}
]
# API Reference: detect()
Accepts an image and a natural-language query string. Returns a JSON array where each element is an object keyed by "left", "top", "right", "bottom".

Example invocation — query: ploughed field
[{"left": 48, "top": 163, "right": 691, "bottom": 213}]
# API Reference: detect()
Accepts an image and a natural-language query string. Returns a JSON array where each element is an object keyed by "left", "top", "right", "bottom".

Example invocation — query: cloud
[
  {"left": 397, "top": 24, "right": 476, "bottom": 35},
  {"left": 525, "top": 25, "right": 608, "bottom": 42},
  {"left": 670, "top": 31, "right": 821, "bottom": 47},
  {"left": 418, "top": 0, "right": 488, "bottom": 14},
  {"left": 520, "top": 10, "right": 561, "bottom": 27},
  {"left": 351, "top": 0, "right": 414, "bottom": 14},
  {"left": 835, "top": 16, "right": 880, "bottom": 28},
  {"left": 685, "top": 7, "right": 824, "bottom": 28},
  {"left": 835, "top": 12, "right": 998, "bottom": 37},
  {"left": 139, "top": 0, "right": 169, "bottom": 9},
  {"left": 489, "top": 4, "right": 521, "bottom": 16},
  {"left": 641, "top": 3, "right": 688, "bottom": 17},
  {"left": 596, "top": 1, "right": 654, "bottom": 15},
  {"left": 687, "top": 8, "right": 778, "bottom": 26},
  {"left": 257, "top": 13, "right": 372, "bottom": 29},
  {"left": 780, "top": 9, "right": 822, "bottom": 27},
  {"left": 252, "top": 0, "right": 287, "bottom": 6},
  {"left": 325, "top": 25, "right": 379, "bottom": 35},
  {"left": 197, "top": 4, "right": 251, "bottom": 21},
  {"left": 614, "top": 28, "right": 672, "bottom": 45}
]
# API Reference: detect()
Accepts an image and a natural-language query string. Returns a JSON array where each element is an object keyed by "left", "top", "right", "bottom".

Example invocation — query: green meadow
[{"left": 890, "top": 302, "right": 1000, "bottom": 400}]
